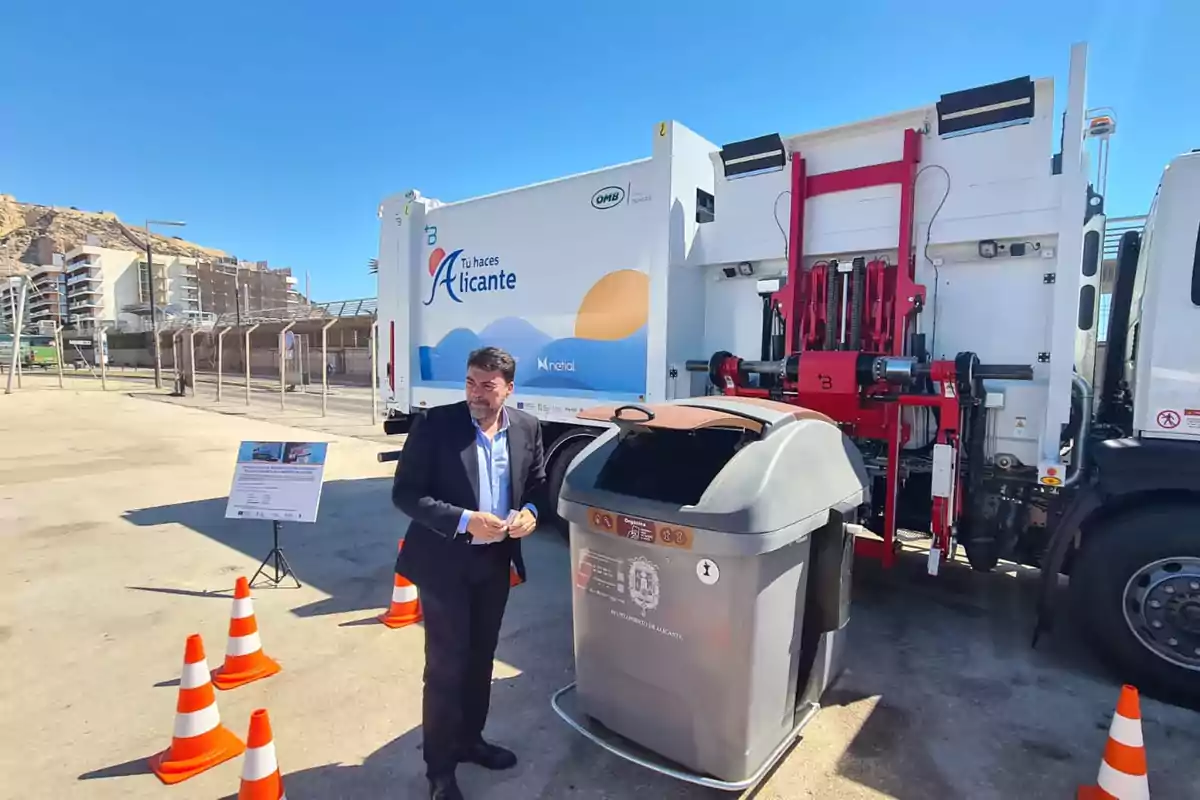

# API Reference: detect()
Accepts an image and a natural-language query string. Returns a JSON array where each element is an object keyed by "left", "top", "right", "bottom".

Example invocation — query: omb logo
[{"left": 591, "top": 185, "right": 625, "bottom": 210}]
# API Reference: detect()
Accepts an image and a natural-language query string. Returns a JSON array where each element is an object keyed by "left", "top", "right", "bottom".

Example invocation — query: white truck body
[
  {"left": 379, "top": 158, "right": 666, "bottom": 424},
  {"left": 376, "top": 42, "right": 1195, "bottom": 464}
]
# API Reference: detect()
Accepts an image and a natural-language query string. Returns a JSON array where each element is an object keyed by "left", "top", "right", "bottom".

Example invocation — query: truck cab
[
  {"left": 1044, "top": 150, "right": 1200, "bottom": 703},
  {"left": 1117, "top": 151, "right": 1200, "bottom": 443}
]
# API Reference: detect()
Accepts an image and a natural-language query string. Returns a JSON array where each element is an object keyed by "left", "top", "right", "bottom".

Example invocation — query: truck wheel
[
  {"left": 546, "top": 437, "right": 591, "bottom": 540},
  {"left": 1071, "top": 503, "right": 1200, "bottom": 705}
]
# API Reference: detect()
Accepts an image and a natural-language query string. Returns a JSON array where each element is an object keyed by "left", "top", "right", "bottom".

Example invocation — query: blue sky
[{"left": 1, "top": 0, "right": 1194, "bottom": 300}]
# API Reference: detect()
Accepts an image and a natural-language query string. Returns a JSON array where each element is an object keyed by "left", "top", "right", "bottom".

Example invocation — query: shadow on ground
[
  {"left": 123, "top": 477, "right": 406, "bottom": 620},
  {"left": 824, "top": 554, "right": 1200, "bottom": 799}
]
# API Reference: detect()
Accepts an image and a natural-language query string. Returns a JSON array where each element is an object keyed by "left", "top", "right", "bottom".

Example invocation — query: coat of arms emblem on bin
[{"left": 628, "top": 557, "right": 660, "bottom": 616}]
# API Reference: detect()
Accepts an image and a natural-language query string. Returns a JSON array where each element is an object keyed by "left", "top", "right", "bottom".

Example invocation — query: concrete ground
[{"left": 1, "top": 379, "right": 1197, "bottom": 800}]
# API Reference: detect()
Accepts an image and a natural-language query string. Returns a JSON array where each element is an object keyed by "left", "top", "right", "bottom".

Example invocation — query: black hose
[
  {"left": 771, "top": 303, "right": 785, "bottom": 361},
  {"left": 973, "top": 364, "right": 1035, "bottom": 381},
  {"left": 824, "top": 264, "right": 838, "bottom": 350},
  {"left": 760, "top": 295, "right": 773, "bottom": 361},
  {"left": 849, "top": 259, "right": 865, "bottom": 350}
]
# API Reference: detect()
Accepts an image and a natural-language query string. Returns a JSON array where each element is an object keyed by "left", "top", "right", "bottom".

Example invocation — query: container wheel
[
  {"left": 546, "top": 437, "right": 592, "bottom": 540},
  {"left": 1070, "top": 503, "right": 1200, "bottom": 706}
]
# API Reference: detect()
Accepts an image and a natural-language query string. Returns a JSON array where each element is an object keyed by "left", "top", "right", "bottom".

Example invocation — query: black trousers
[{"left": 418, "top": 542, "right": 512, "bottom": 778}]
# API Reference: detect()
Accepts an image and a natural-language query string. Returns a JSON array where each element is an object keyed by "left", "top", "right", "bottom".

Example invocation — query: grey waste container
[{"left": 553, "top": 397, "right": 868, "bottom": 790}]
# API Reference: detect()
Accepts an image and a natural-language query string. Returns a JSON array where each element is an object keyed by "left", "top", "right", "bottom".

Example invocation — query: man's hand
[
  {"left": 466, "top": 511, "right": 507, "bottom": 542},
  {"left": 506, "top": 508, "right": 537, "bottom": 538}
]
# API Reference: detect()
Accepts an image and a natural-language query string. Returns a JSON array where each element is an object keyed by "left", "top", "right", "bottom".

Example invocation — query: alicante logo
[
  {"left": 591, "top": 186, "right": 625, "bottom": 210},
  {"left": 423, "top": 246, "right": 517, "bottom": 305}
]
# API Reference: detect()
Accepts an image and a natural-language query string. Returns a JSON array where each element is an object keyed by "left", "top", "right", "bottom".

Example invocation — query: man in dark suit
[{"left": 392, "top": 346, "right": 545, "bottom": 800}]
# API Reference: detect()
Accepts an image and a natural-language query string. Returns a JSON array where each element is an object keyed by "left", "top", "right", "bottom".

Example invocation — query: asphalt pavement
[{"left": 1, "top": 380, "right": 1197, "bottom": 799}]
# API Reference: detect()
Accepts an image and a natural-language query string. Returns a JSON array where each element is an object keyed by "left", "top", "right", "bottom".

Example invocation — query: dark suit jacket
[{"left": 392, "top": 401, "right": 546, "bottom": 589}]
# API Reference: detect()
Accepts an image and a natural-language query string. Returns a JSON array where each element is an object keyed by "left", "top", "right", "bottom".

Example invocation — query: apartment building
[
  {"left": 0, "top": 279, "right": 17, "bottom": 330},
  {"left": 2, "top": 274, "right": 56, "bottom": 329},
  {"left": 5, "top": 245, "right": 305, "bottom": 334},
  {"left": 27, "top": 264, "right": 68, "bottom": 328},
  {"left": 193, "top": 258, "right": 302, "bottom": 320},
  {"left": 55, "top": 245, "right": 184, "bottom": 332}
]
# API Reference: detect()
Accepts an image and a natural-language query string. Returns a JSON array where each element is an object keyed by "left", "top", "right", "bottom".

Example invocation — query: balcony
[
  {"left": 69, "top": 284, "right": 103, "bottom": 298},
  {"left": 66, "top": 259, "right": 100, "bottom": 274},
  {"left": 69, "top": 298, "right": 103, "bottom": 311},
  {"left": 67, "top": 270, "right": 103, "bottom": 287}
]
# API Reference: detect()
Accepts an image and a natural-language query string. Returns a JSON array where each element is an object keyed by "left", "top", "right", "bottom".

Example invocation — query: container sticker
[
  {"left": 585, "top": 507, "right": 693, "bottom": 550},
  {"left": 576, "top": 547, "right": 682, "bottom": 640},
  {"left": 1156, "top": 409, "right": 1181, "bottom": 429},
  {"left": 576, "top": 548, "right": 623, "bottom": 600},
  {"left": 619, "top": 514, "right": 657, "bottom": 544},
  {"left": 627, "top": 557, "right": 660, "bottom": 613},
  {"left": 1184, "top": 409, "right": 1200, "bottom": 430},
  {"left": 696, "top": 558, "right": 720, "bottom": 586}
]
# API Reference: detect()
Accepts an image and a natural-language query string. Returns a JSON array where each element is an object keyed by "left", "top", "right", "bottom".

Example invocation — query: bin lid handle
[{"left": 611, "top": 404, "right": 656, "bottom": 423}]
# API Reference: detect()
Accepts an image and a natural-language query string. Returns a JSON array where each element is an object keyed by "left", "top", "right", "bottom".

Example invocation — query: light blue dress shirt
[{"left": 456, "top": 409, "right": 537, "bottom": 544}]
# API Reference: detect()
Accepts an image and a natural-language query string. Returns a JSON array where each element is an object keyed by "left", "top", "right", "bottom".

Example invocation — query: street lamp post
[{"left": 144, "top": 219, "right": 186, "bottom": 389}]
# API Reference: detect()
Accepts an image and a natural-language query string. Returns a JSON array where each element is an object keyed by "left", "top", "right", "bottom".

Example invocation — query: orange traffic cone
[
  {"left": 1077, "top": 685, "right": 1150, "bottom": 799},
  {"left": 237, "top": 709, "right": 287, "bottom": 800},
  {"left": 149, "top": 634, "right": 246, "bottom": 784},
  {"left": 380, "top": 540, "right": 422, "bottom": 628},
  {"left": 212, "top": 576, "right": 282, "bottom": 690},
  {"left": 509, "top": 563, "right": 523, "bottom": 587}
]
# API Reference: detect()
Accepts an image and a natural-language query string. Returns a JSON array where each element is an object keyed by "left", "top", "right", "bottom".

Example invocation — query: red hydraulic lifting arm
[
  {"left": 774, "top": 128, "right": 925, "bottom": 356},
  {"left": 768, "top": 128, "right": 926, "bottom": 568}
]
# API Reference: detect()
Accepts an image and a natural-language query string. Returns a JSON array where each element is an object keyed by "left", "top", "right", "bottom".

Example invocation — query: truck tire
[
  {"left": 546, "top": 437, "right": 591, "bottom": 540},
  {"left": 1070, "top": 503, "right": 1200, "bottom": 706}
]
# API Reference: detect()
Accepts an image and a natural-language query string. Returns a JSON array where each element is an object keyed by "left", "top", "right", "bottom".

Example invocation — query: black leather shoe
[
  {"left": 429, "top": 773, "right": 464, "bottom": 800},
  {"left": 458, "top": 740, "right": 518, "bottom": 771}
]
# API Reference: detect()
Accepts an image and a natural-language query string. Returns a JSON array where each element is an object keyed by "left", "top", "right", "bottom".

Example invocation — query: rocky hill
[{"left": 0, "top": 194, "right": 227, "bottom": 277}]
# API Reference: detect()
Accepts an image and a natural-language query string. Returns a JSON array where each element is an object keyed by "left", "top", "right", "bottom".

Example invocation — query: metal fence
[{"left": 4, "top": 287, "right": 382, "bottom": 422}]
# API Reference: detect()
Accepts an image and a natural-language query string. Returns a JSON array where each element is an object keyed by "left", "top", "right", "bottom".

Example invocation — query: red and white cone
[
  {"left": 149, "top": 634, "right": 246, "bottom": 784},
  {"left": 380, "top": 540, "right": 422, "bottom": 628},
  {"left": 212, "top": 576, "right": 282, "bottom": 690},
  {"left": 237, "top": 709, "right": 287, "bottom": 800},
  {"left": 1077, "top": 684, "right": 1150, "bottom": 799}
]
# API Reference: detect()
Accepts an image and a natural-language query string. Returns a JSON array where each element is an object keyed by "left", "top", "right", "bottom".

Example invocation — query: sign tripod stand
[{"left": 250, "top": 520, "right": 302, "bottom": 589}]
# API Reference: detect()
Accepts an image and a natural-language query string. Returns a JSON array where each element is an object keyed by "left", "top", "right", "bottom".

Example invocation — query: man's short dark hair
[{"left": 467, "top": 346, "right": 516, "bottom": 383}]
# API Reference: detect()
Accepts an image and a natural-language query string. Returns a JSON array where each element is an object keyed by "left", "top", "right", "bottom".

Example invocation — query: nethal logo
[
  {"left": 591, "top": 186, "right": 625, "bottom": 210},
  {"left": 537, "top": 357, "right": 575, "bottom": 372},
  {"left": 423, "top": 246, "right": 517, "bottom": 305}
]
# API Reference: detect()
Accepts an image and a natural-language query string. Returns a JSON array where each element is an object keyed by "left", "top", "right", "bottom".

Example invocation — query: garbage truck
[{"left": 375, "top": 39, "right": 1200, "bottom": 720}]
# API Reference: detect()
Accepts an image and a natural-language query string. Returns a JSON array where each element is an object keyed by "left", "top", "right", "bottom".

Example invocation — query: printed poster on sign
[{"left": 225, "top": 441, "right": 329, "bottom": 523}]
